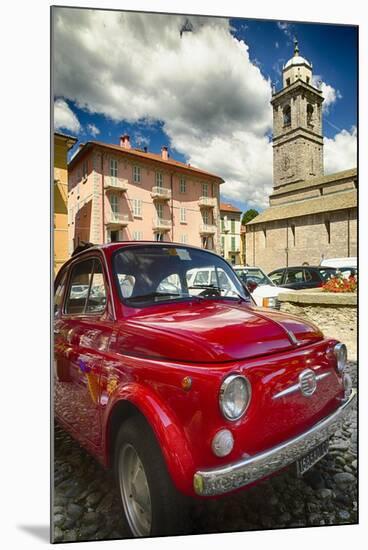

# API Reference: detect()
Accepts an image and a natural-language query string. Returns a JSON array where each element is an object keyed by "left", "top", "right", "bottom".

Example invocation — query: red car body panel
[{"left": 54, "top": 243, "right": 345, "bottom": 498}]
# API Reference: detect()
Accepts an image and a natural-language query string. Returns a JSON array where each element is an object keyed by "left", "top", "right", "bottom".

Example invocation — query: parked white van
[{"left": 320, "top": 257, "right": 357, "bottom": 269}]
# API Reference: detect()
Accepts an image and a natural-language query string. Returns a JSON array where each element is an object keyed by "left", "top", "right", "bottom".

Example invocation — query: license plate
[{"left": 296, "top": 440, "right": 329, "bottom": 476}]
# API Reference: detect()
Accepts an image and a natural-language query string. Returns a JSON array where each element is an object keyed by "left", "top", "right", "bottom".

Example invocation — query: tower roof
[{"left": 284, "top": 38, "right": 312, "bottom": 69}]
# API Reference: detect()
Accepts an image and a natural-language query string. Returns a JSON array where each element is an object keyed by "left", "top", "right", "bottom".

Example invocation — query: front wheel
[{"left": 114, "top": 416, "right": 191, "bottom": 537}]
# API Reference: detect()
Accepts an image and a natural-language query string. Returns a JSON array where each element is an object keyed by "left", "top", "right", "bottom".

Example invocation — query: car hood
[{"left": 114, "top": 300, "right": 323, "bottom": 363}]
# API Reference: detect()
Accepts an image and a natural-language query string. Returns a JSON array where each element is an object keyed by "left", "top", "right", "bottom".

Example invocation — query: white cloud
[
  {"left": 324, "top": 126, "right": 357, "bottom": 174},
  {"left": 134, "top": 132, "right": 150, "bottom": 148},
  {"left": 54, "top": 98, "right": 81, "bottom": 133},
  {"left": 277, "top": 21, "right": 294, "bottom": 41},
  {"left": 312, "top": 75, "right": 342, "bottom": 113},
  {"left": 86, "top": 123, "right": 100, "bottom": 136},
  {"left": 53, "top": 8, "right": 273, "bottom": 209}
]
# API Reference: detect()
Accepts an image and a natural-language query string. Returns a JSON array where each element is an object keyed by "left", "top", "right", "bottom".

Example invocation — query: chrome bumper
[{"left": 193, "top": 390, "right": 356, "bottom": 496}]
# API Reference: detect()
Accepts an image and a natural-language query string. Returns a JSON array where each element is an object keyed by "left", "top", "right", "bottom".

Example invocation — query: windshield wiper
[
  {"left": 187, "top": 284, "right": 222, "bottom": 290},
  {"left": 188, "top": 285, "right": 251, "bottom": 304},
  {"left": 125, "top": 292, "right": 184, "bottom": 302}
]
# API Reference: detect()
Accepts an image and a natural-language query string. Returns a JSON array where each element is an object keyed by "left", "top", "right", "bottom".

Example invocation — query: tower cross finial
[{"left": 294, "top": 37, "right": 299, "bottom": 56}]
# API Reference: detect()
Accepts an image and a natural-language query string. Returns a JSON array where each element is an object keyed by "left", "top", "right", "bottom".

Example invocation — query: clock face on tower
[{"left": 282, "top": 155, "right": 290, "bottom": 171}]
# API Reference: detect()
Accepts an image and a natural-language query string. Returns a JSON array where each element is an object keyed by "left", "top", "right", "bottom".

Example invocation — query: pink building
[{"left": 68, "top": 135, "right": 223, "bottom": 254}]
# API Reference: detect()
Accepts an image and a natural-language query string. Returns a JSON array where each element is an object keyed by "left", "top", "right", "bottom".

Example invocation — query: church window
[
  {"left": 325, "top": 220, "right": 331, "bottom": 244},
  {"left": 291, "top": 224, "right": 296, "bottom": 246},
  {"left": 263, "top": 227, "right": 267, "bottom": 247},
  {"left": 307, "top": 104, "right": 314, "bottom": 126},
  {"left": 286, "top": 78, "right": 291, "bottom": 86},
  {"left": 283, "top": 105, "right": 291, "bottom": 126},
  {"left": 306, "top": 76, "right": 310, "bottom": 84}
]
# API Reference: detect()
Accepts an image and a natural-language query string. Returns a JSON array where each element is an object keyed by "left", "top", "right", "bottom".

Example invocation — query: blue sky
[
  {"left": 234, "top": 19, "right": 357, "bottom": 138},
  {"left": 54, "top": 11, "right": 357, "bottom": 214}
]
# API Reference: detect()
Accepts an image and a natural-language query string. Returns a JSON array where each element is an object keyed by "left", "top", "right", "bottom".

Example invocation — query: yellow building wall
[{"left": 54, "top": 134, "right": 76, "bottom": 275}]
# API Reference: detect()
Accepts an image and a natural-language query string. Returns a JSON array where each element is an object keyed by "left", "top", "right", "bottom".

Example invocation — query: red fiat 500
[{"left": 53, "top": 242, "right": 355, "bottom": 537}]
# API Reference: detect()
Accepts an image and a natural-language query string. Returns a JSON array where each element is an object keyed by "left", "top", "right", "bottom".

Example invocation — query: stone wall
[
  {"left": 278, "top": 291, "right": 357, "bottom": 360},
  {"left": 245, "top": 208, "right": 357, "bottom": 273}
]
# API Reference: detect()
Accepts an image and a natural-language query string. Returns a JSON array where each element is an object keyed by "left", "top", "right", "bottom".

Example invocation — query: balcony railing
[
  {"left": 151, "top": 186, "right": 172, "bottom": 200},
  {"left": 198, "top": 196, "right": 217, "bottom": 208},
  {"left": 105, "top": 212, "right": 130, "bottom": 226},
  {"left": 152, "top": 217, "right": 171, "bottom": 231},
  {"left": 104, "top": 176, "right": 128, "bottom": 192},
  {"left": 199, "top": 223, "right": 217, "bottom": 235}
]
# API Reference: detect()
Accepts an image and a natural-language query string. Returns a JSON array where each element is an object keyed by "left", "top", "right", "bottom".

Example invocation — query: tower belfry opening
[{"left": 271, "top": 41, "right": 324, "bottom": 189}]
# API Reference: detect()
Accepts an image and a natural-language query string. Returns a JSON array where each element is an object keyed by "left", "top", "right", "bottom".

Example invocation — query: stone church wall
[
  {"left": 270, "top": 187, "right": 321, "bottom": 206},
  {"left": 245, "top": 208, "right": 357, "bottom": 272}
]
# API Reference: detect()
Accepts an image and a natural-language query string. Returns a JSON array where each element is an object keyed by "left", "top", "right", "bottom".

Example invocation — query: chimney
[
  {"left": 161, "top": 146, "right": 168, "bottom": 160},
  {"left": 120, "top": 134, "right": 131, "bottom": 149}
]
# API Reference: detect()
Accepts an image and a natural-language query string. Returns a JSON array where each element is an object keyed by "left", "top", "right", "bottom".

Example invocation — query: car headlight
[
  {"left": 219, "top": 375, "right": 251, "bottom": 421},
  {"left": 334, "top": 343, "right": 347, "bottom": 372},
  {"left": 262, "top": 297, "right": 277, "bottom": 308}
]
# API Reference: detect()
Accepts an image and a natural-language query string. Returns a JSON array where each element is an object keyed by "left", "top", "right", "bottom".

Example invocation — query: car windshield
[
  {"left": 234, "top": 268, "right": 274, "bottom": 287},
  {"left": 113, "top": 245, "right": 251, "bottom": 306}
]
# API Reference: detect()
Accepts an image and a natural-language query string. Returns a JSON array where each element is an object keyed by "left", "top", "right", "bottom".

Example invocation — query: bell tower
[{"left": 271, "top": 39, "right": 324, "bottom": 189}]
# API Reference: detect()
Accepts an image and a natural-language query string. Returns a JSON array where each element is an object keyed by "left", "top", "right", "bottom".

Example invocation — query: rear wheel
[{"left": 114, "top": 416, "right": 191, "bottom": 537}]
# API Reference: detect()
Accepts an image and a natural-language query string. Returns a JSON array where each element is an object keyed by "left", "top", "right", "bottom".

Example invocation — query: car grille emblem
[{"left": 299, "top": 369, "right": 317, "bottom": 397}]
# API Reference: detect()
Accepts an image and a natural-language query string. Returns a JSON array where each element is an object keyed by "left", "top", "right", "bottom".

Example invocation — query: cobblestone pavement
[{"left": 53, "top": 361, "right": 357, "bottom": 542}]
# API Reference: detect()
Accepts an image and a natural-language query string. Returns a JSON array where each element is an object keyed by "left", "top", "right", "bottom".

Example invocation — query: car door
[
  {"left": 282, "top": 268, "right": 306, "bottom": 289},
  {"left": 303, "top": 268, "right": 322, "bottom": 289},
  {"left": 54, "top": 255, "right": 114, "bottom": 453}
]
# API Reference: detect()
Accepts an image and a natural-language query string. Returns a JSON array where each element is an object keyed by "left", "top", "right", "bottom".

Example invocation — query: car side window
[
  {"left": 54, "top": 270, "right": 67, "bottom": 316},
  {"left": 285, "top": 269, "right": 304, "bottom": 283},
  {"left": 269, "top": 270, "right": 283, "bottom": 285},
  {"left": 305, "top": 269, "right": 320, "bottom": 282},
  {"left": 193, "top": 270, "right": 209, "bottom": 285},
  {"left": 157, "top": 273, "right": 182, "bottom": 294},
  {"left": 65, "top": 259, "right": 94, "bottom": 314},
  {"left": 210, "top": 269, "right": 231, "bottom": 289},
  {"left": 86, "top": 260, "right": 107, "bottom": 313}
]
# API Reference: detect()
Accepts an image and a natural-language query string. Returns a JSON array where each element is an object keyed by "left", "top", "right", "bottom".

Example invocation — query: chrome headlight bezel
[
  {"left": 219, "top": 374, "right": 251, "bottom": 421},
  {"left": 334, "top": 343, "right": 347, "bottom": 373}
]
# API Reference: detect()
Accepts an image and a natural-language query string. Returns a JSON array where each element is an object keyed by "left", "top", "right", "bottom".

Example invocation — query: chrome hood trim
[{"left": 272, "top": 371, "right": 331, "bottom": 400}]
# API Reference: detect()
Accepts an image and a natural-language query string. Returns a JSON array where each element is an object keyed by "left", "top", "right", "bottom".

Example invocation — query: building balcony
[
  {"left": 104, "top": 176, "right": 128, "bottom": 192},
  {"left": 152, "top": 217, "right": 171, "bottom": 231},
  {"left": 198, "top": 196, "right": 217, "bottom": 208},
  {"left": 105, "top": 212, "right": 130, "bottom": 227},
  {"left": 151, "top": 186, "right": 172, "bottom": 201},
  {"left": 200, "top": 223, "right": 217, "bottom": 235}
]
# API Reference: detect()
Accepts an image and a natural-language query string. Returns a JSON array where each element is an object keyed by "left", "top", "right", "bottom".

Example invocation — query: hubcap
[{"left": 118, "top": 443, "right": 152, "bottom": 537}]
